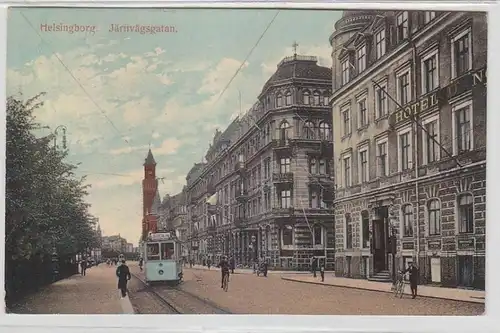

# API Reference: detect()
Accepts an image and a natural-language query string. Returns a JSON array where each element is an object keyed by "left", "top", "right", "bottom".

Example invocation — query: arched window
[
  {"left": 276, "top": 93, "right": 283, "bottom": 108},
  {"left": 285, "top": 91, "right": 292, "bottom": 105},
  {"left": 303, "top": 121, "right": 315, "bottom": 139},
  {"left": 428, "top": 199, "right": 441, "bottom": 235},
  {"left": 313, "top": 224, "right": 323, "bottom": 245},
  {"left": 303, "top": 91, "right": 310, "bottom": 105},
  {"left": 402, "top": 204, "right": 414, "bottom": 237},
  {"left": 278, "top": 121, "right": 291, "bottom": 141},
  {"left": 319, "top": 122, "right": 330, "bottom": 140},
  {"left": 281, "top": 225, "right": 293, "bottom": 246},
  {"left": 345, "top": 213, "right": 353, "bottom": 249},
  {"left": 313, "top": 91, "right": 320, "bottom": 105},
  {"left": 458, "top": 194, "right": 474, "bottom": 233}
]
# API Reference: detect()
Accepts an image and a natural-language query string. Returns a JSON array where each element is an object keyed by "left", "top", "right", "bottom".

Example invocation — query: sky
[{"left": 6, "top": 7, "right": 342, "bottom": 246}]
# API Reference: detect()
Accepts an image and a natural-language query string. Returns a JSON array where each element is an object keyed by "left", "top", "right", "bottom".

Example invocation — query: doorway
[
  {"left": 458, "top": 255, "right": 474, "bottom": 287},
  {"left": 430, "top": 257, "right": 441, "bottom": 283},
  {"left": 372, "top": 219, "right": 387, "bottom": 272}
]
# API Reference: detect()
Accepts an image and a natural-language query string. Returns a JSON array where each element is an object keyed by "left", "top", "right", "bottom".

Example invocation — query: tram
[{"left": 143, "top": 231, "right": 183, "bottom": 285}]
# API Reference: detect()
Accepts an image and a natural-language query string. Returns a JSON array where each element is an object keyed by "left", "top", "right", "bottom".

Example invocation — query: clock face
[{"left": 148, "top": 171, "right": 153, "bottom": 175}]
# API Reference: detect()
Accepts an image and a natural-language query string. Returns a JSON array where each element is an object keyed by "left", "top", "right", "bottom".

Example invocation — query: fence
[{"left": 4, "top": 253, "right": 79, "bottom": 309}]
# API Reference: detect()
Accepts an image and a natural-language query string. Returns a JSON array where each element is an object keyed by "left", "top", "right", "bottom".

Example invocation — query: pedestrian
[
  {"left": 311, "top": 256, "right": 318, "bottom": 278},
  {"left": 401, "top": 262, "right": 419, "bottom": 299},
  {"left": 229, "top": 256, "right": 235, "bottom": 274},
  {"left": 116, "top": 259, "right": 131, "bottom": 298},
  {"left": 320, "top": 263, "right": 325, "bottom": 282},
  {"left": 80, "top": 259, "right": 87, "bottom": 276},
  {"left": 207, "top": 259, "right": 211, "bottom": 270}
]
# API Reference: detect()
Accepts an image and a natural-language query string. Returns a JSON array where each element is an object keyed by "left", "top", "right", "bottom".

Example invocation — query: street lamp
[{"left": 390, "top": 226, "right": 397, "bottom": 282}]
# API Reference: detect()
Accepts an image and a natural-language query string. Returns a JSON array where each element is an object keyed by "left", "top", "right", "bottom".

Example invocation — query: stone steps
[{"left": 368, "top": 270, "right": 392, "bottom": 283}]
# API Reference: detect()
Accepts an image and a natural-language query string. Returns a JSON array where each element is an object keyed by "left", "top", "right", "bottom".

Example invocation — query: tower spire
[{"left": 144, "top": 149, "right": 156, "bottom": 166}]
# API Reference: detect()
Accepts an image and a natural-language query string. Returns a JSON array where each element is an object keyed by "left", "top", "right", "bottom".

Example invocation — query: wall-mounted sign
[
  {"left": 150, "top": 232, "right": 172, "bottom": 241},
  {"left": 402, "top": 242, "right": 414, "bottom": 250},
  {"left": 427, "top": 240, "right": 441, "bottom": 250},
  {"left": 444, "top": 66, "right": 487, "bottom": 100},
  {"left": 457, "top": 238, "right": 475, "bottom": 250},
  {"left": 391, "top": 93, "right": 438, "bottom": 124}
]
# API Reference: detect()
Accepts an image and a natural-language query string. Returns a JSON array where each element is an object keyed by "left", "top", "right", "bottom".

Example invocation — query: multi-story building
[
  {"left": 330, "top": 10, "right": 486, "bottom": 289},
  {"left": 185, "top": 53, "right": 336, "bottom": 270},
  {"left": 159, "top": 190, "right": 189, "bottom": 258},
  {"left": 102, "top": 235, "right": 128, "bottom": 253}
]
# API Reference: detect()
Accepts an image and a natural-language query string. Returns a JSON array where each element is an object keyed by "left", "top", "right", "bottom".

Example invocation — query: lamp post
[{"left": 390, "top": 226, "right": 397, "bottom": 282}]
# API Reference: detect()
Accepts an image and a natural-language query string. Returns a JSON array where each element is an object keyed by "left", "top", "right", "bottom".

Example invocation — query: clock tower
[{"left": 142, "top": 149, "right": 159, "bottom": 240}]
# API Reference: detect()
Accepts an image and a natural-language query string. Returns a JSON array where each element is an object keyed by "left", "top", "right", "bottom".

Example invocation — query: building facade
[
  {"left": 159, "top": 190, "right": 189, "bottom": 258},
  {"left": 330, "top": 10, "right": 486, "bottom": 289},
  {"left": 185, "top": 54, "right": 336, "bottom": 270}
]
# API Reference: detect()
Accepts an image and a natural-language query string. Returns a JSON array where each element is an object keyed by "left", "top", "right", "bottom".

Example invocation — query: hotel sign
[{"left": 390, "top": 66, "right": 487, "bottom": 125}]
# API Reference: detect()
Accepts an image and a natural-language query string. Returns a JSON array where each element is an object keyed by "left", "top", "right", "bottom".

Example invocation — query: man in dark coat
[
  {"left": 80, "top": 259, "right": 87, "bottom": 276},
  {"left": 402, "top": 262, "right": 419, "bottom": 299},
  {"left": 116, "top": 259, "right": 131, "bottom": 298},
  {"left": 311, "top": 257, "right": 318, "bottom": 278}
]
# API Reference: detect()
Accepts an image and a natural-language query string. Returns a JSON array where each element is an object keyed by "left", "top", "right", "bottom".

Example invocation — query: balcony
[
  {"left": 235, "top": 189, "right": 248, "bottom": 202},
  {"left": 207, "top": 183, "right": 216, "bottom": 196},
  {"left": 272, "top": 207, "right": 295, "bottom": 217},
  {"left": 207, "top": 225, "right": 216, "bottom": 234},
  {"left": 207, "top": 204, "right": 218, "bottom": 215},
  {"left": 308, "top": 174, "right": 334, "bottom": 186},
  {"left": 272, "top": 139, "right": 293, "bottom": 155},
  {"left": 234, "top": 216, "right": 247, "bottom": 228},
  {"left": 234, "top": 161, "right": 246, "bottom": 173},
  {"left": 272, "top": 172, "right": 294, "bottom": 184},
  {"left": 303, "top": 207, "right": 332, "bottom": 215}
]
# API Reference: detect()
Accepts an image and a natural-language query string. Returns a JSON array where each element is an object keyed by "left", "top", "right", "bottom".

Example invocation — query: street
[{"left": 129, "top": 266, "right": 484, "bottom": 315}]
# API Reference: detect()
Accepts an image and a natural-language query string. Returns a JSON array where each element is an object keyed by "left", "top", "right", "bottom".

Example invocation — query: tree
[{"left": 5, "top": 93, "right": 98, "bottom": 261}]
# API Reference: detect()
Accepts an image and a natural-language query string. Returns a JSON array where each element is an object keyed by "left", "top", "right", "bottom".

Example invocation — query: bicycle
[
  {"left": 222, "top": 271, "right": 229, "bottom": 292},
  {"left": 392, "top": 271, "right": 405, "bottom": 298}
]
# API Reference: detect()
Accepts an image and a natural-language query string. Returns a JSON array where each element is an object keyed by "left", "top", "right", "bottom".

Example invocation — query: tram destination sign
[
  {"left": 389, "top": 66, "right": 487, "bottom": 126},
  {"left": 150, "top": 232, "right": 172, "bottom": 241}
]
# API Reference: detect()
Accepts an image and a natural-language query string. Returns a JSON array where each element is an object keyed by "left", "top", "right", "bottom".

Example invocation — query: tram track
[{"left": 131, "top": 272, "right": 232, "bottom": 314}]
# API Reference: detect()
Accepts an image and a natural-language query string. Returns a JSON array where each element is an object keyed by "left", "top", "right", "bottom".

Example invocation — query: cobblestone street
[{"left": 154, "top": 268, "right": 485, "bottom": 315}]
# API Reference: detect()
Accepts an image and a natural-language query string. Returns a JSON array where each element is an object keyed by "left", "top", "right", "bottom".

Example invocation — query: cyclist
[{"left": 217, "top": 255, "right": 230, "bottom": 289}]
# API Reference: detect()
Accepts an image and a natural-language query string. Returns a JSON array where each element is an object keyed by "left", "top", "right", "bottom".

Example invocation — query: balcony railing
[
  {"left": 235, "top": 189, "right": 248, "bottom": 201},
  {"left": 272, "top": 172, "right": 294, "bottom": 183},
  {"left": 207, "top": 183, "right": 216, "bottom": 195},
  {"left": 234, "top": 161, "right": 246, "bottom": 173},
  {"left": 272, "top": 139, "right": 292, "bottom": 149},
  {"left": 234, "top": 216, "right": 247, "bottom": 228},
  {"left": 272, "top": 207, "right": 295, "bottom": 216},
  {"left": 207, "top": 204, "right": 218, "bottom": 215},
  {"left": 207, "top": 225, "right": 216, "bottom": 234}
]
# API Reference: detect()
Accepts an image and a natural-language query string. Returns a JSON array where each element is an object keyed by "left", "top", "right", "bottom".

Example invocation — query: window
[
  {"left": 453, "top": 101, "right": 473, "bottom": 154},
  {"left": 313, "top": 225, "right": 323, "bottom": 245},
  {"left": 281, "top": 226, "right": 293, "bottom": 246},
  {"left": 313, "top": 91, "right": 320, "bottom": 105},
  {"left": 357, "top": 46, "right": 366, "bottom": 73},
  {"left": 375, "top": 83, "right": 388, "bottom": 118},
  {"left": 359, "top": 149, "right": 368, "bottom": 183},
  {"left": 428, "top": 199, "right": 441, "bottom": 235},
  {"left": 397, "top": 70, "right": 411, "bottom": 105},
  {"left": 280, "top": 189, "right": 292, "bottom": 208},
  {"left": 425, "top": 11, "right": 436, "bottom": 23},
  {"left": 396, "top": 11, "right": 409, "bottom": 41},
  {"left": 422, "top": 50, "right": 439, "bottom": 94},
  {"left": 451, "top": 28, "right": 472, "bottom": 78},
  {"left": 303, "top": 91, "right": 310, "bottom": 105},
  {"left": 323, "top": 95, "right": 329, "bottom": 106},
  {"left": 341, "top": 59, "right": 350, "bottom": 85},
  {"left": 319, "top": 122, "right": 330, "bottom": 140},
  {"left": 398, "top": 129, "right": 412, "bottom": 171},
  {"left": 265, "top": 226, "right": 272, "bottom": 249},
  {"left": 341, "top": 107, "right": 351, "bottom": 137},
  {"left": 285, "top": 91, "right": 292, "bottom": 105},
  {"left": 375, "top": 29, "right": 386, "bottom": 59},
  {"left": 319, "top": 159, "right": 326, "bottom": 174},
  {"left": 276, "top": 93, "right": 283, "bottom": 107},
  {"left": 303, "top": 121, "right": 315, "bottom": 139},
  {"left": 343, "top": 155, "right": 351, "bottom": 187},
  {"left": 402, "top": 204, "right": 414, "bottom": 237},
  {"left": 309, "top": 158, "right": 317, "bottom": 174},
  {"left": 423, "top": 117, "right": 439, "bottom": 164},
  {"left": 358, "top": 98, "right": 368, "bottom": 127},
  {"left": 345, "top": 213, "right": 353, "bottom": 249},
  {"left": 147, "top": 243, "right": 160, "bottom": 260},
  {"left": 458, "top": 194, "right": 474, "bottom": 233},
  {"left": 161, "top": 242, "right": 175, "bottom": 260},
  {"left": 376, "top": 139, "right": 388, "bottom": 177},
  {"left": 361, "top": 210, "right": 370, "bottom": 248},
  {"left": 310, "top": 190, "right": 319, "bottom": 208},
  {"left": 279, "top": 121, "right": 291, "bottom": 141},
  {"left": 279, "top": 157, "right": 290, "bottom": 173}
]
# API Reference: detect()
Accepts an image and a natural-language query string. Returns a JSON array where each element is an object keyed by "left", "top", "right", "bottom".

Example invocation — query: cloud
[
  {"left": 152, "top": 132, "right": 161, "bottom": 139},
  {"left": 88, "top": 167, "right": 174, "bottom": 189},
  {"left": 152, "top": 138, "right": 181, "bottom": 155},
  {"left": 197, "top": 57, "right": 249, "bottom": 95}
]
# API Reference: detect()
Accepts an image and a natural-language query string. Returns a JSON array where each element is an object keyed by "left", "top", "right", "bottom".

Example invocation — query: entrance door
[
  {"left": 430, "top": 257, "right": 441, "bottom": 283},
  {"left": 458, "top": 255, "right": 474, "bottom": 287},
  {"left": 372, "top": 219, "right": 386, "bottom": 272}
]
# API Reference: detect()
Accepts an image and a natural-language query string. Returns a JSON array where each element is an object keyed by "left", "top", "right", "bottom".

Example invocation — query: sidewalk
[
  {"left": 281, "top": 274, "right": 485, "bottom": 304},
  {"left": 187, "top": 264, "right": 328, "bottom": 275},
  {"left": 8, "top": 264, "right": 134, "bottom": 314}
]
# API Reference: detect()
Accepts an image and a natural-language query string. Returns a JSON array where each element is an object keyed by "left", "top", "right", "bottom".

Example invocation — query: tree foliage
[{"left": 5, "top": 94, "right": 99, "bottom": 260}]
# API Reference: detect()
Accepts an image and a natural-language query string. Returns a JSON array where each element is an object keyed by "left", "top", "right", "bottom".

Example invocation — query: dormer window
[
  {"left": 357, "top": 46, "right": 366, "bottom": 73},
  {"left": 375, "top": 29, "right": 386, "bottom": 60},
  {"left": 341, "top": 59, "right": 350, "bottom": 85},
  {"left": 396, "top": 11, "right": 409, "bottom": 41},
  {"left": 303, "top": 91, "right": 310, "bottom": 105},
  {"left": 285, "top": 91, "right": 292, "bottom": 105}
]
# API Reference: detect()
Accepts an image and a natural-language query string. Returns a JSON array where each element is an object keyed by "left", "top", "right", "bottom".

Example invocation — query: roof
[
  {"left": 144, "top": 149, "right": 156, "bottom": 166},
  {"left": 261, "top": 55, "right": 331, "bottom": 93},
  {"left": 334, "top": 10, "right": 378, "bottom": 32}
]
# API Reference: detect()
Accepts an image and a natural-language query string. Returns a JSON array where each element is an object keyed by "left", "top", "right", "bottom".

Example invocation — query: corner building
[
  {"left": 330, "top": 11, "right": 486, "bottom": 289},
  {"left": 185, "top": 54, "right": 336, "bottom": 270}
]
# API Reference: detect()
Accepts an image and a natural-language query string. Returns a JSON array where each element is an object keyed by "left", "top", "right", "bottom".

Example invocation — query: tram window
[
  {"left": 161, "top": 242, "right": 175, "bottom": 260},
  {"left": 147, "top": 243, "right": 160, "bottom": 260}
]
